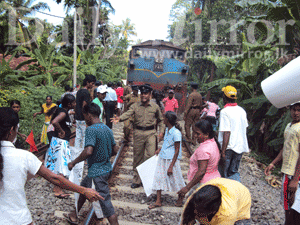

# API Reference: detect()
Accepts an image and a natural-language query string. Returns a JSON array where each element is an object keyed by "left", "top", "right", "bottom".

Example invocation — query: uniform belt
[
  {"left": 135, "top": 125, "right": 155, "bottom": 131},
  {"left": 191, "top": 106, "right": 200, "bottom": 109}
]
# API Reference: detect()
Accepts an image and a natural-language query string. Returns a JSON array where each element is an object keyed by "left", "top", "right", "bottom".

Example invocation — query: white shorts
[
  {"left": 117, "top": 103, "right": 123, "bottom": 110},
  {"left": 281, "top": 174, "right": 300, "bottom": 213}
]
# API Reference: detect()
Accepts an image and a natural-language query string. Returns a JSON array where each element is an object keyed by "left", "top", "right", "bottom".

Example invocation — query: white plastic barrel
[{"left": 261, "top": 56, "right": 300, "bottom": 108}]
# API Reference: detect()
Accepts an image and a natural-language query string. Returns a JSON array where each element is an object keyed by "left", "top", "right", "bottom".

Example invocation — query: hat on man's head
[
  {"left": 131, "top": 85, "right": 139, "bottom": 91},
  {"left": 222, "top": 85, "right": 237, "bottom": 99},
  {"left": 97, "top": 86, "right": 107, "bottom": 94},
  {"left": 169, "top": 89, "right": 174, "bottom": 93},
  {"left": 290, "top": 101, "right": 300, "bottom": 106},
  {"left": 139, "top": 84, "right": 153, "bottom": 93},
  {"left": 190, "top": 82, "right": 199, "bottom": 89}
]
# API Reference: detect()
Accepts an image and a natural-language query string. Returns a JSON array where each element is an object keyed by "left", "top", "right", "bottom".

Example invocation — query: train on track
[{"left": 127, "top": 40, "right": 188, "bottom": 114}]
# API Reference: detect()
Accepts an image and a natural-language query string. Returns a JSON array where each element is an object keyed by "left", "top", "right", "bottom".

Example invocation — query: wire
[
  {"left": 31, "top": 9, "right": 65, "bottom": 19},
  {"left": 4, "top": 2, "right": 66, "bottom": 19}
]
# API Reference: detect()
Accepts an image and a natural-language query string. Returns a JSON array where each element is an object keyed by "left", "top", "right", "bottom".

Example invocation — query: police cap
[
  {"left": 139, "top": 84, "right": 153, "bottom": 93},
  {"left": 190, "top": 82, "right": 199, "bottom": 89},
  {"left": 131, "top": 85, "right": 139, "bottom": 91}
]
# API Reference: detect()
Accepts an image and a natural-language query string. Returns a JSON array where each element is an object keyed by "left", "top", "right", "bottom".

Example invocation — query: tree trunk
[
  {"left": 205, "top": 63, "right": 214, "bottom": 100},
  {"left": 87, "top": 0, "right": 102, "bottom": 52}
]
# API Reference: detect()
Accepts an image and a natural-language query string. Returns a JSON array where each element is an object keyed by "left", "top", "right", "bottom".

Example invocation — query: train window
[
  {"left": 134, "top": 48, "right": 141, "bottom": 57},
  {"left": 160, "top": 50, "right": 174, "bottom": 59},
  {"left": 175, "top": 51, "right": 185, "bottom": 61},
  {"left": 158, "top": 50, "right": 185, "bottom": 61},
  {"left": 140, "top": 48, "right": 159, "bottom": 58}
]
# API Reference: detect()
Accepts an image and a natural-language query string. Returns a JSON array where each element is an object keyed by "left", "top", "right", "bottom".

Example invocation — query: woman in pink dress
[{"left": 177, "top": 119, "right": 221, "bottom": 204}]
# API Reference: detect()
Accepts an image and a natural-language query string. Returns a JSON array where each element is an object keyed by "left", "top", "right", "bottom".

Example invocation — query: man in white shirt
[
  {"left": 218, "top": 85, "right": 249, "bottom": 182},
  {"left": 104, "top": 82, "right": 117, "bottom": 129}
]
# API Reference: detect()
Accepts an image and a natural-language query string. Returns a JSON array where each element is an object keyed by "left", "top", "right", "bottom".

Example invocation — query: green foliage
[
  {"left": 0, "top": 85, "right": 64, "bottom": 146},
  {"left": 168, "top": 0, "right": 300, "bottom": 157},
  {"left": 0, "top": 52, "right": 17, "bottom": 83}
]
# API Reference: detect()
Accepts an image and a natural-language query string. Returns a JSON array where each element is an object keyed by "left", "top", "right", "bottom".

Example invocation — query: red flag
[{"left": 26, "top": 130, "right": 38, "bottom": 152}]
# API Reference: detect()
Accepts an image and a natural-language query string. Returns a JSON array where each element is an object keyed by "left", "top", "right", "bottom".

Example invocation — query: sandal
[
  {"left": 148, "top": 204, "right": 162, "bottom": 209},
  {"left": 63, "top": 213, "right": 78, "bottom": 225}
]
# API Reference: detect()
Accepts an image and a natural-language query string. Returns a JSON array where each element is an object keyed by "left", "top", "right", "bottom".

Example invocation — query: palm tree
[
  {"left": 2, "top": 0, "right": 50, "bottom": 47},
  {"left": 58, "top": 0, "right": 115, "bottom": 51},
  {"left": 120, "top": 18, "right": 137, "bottom": 40}
]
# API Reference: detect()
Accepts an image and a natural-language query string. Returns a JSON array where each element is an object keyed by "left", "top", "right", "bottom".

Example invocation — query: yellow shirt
[
  {"left": 182, "top": 178, "right": 251, "bottom": 225},
  {"left": 281, "top": 122, "right": 300, "bottom": 176},
  {"left": 42, "top": 103, "right": 56, "bottom": 123}
]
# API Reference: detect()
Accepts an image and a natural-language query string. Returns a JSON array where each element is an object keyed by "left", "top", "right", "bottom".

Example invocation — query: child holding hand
[{"left": 149, "top": 111, "right": 185, "bottom": 209}]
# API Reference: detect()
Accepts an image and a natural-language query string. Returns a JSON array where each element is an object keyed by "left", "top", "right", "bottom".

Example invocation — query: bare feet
[
  {"left": 175, "top": 196, "right": 184, "bottom": 207},
  {"left": 148, "top": 203, "right": 162, "bottom": 209}
]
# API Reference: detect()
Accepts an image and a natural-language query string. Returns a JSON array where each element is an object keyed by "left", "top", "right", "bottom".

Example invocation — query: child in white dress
[{"left": 149, "top": 111, "right": 185, "bottom": 209}]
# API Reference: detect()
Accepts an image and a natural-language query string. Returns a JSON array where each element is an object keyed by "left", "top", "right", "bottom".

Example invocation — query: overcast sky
[{"left": 36, "top": 0, "right": 176, "bottom": 44}]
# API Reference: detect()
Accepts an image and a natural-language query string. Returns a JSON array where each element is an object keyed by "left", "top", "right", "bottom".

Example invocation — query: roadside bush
[{"left": 0, "top": 85, "right": 64, "bottom": 148}]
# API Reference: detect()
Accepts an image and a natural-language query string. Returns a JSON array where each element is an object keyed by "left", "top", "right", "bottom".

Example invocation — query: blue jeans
[{"left": 219, "top": 149, "right": 243, "bottom": 182}]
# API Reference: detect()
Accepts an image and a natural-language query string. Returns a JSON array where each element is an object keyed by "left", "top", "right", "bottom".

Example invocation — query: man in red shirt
[
  {"left": 162, "top": 89, "right": 179, "bottom": 114},
  {"left": 115, "top": 81, "right": 124, "bottom": 116}
]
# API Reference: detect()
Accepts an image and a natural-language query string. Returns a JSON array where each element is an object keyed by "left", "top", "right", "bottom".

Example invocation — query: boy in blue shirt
[{"left": 66, "top": 103, "right": 119, "bottom": 225}]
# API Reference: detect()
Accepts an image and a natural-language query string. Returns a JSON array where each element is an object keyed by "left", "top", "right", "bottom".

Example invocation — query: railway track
[
  {"left": 26, "top": 121, "right": 287, "bottom": 224},
  {"left": 28, "top": 121, "right": 193, "bottom": 225}
]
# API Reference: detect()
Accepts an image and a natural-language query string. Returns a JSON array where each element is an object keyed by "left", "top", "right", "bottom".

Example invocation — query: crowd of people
[{"left": 0, "top": 74, "right": 299, "bottom": 225}]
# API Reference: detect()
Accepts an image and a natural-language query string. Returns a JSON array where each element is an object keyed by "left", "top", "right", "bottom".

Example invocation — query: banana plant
[
  {"left": 15, "top": 43, "right": 58, "bottom": 85},
  {"left": 0, "top": 52, "right": 17, "bottom": 83}
]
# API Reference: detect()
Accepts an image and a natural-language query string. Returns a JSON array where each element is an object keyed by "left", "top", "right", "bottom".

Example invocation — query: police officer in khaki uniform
[
  {"left": 184, "top": 82, "right": 202, "bottom": 145},
  {"left": 112, "top": 85, "right": 164, "bottom": 188},
  {"left": 122, "top": 85, "right": 140, "bottom": 142},
  {"left": 123, "top": 80, "right": 133, "bottom": 96},
  {"left": 123, "top": 80, "right": 133, "bottom": 111}
]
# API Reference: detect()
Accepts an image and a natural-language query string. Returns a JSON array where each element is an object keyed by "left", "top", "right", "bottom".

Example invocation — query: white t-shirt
[
  {"left": 103, "top": 87, "right": 117, "bottom": 101},
  {"left": 218, "top": 105, "right": 249, "bottom": 154},
  {"left": 0, "top": 141, "right": 42, "bottom": 225}
]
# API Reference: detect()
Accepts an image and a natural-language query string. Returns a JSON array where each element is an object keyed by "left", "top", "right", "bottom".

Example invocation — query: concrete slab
[
  {"left": 110, "top": 185, "right": 190, "bottom": 198},
  {"left": 124, "top": 158, "right": 133, "bottom": 162},
  {"left": 119, "top": 220, "right": 154, "bottom": 225},
  {"left": 110, "top": 185, "right": 145, "bottom": 194},
  {"left": 112, "top": 200, "right": 182, "bottom": 214},
  {"left": 120, "top": 165, "right": 187, "bottom": 176},
  {"left": 117, "top": 174, "right": 132, "bottom": 180}
]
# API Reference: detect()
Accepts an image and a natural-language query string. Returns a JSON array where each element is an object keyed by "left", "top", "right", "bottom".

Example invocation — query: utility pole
[{"left": 73, "top": 8, "right": 77, "bottom": 89}]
